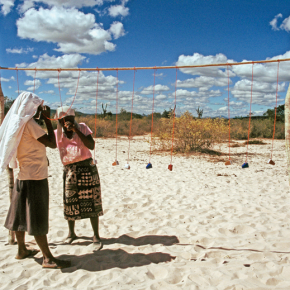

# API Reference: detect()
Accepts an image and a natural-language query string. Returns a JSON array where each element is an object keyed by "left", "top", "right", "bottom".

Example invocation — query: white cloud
[
  {"left": 18, "top": 0, "right": 105, "bottom": 13},
  {"left": 229, "top": 101, "right": 244, "bottom": 107},
  {"left": 176, "top": 76, "right": 230, "bottom": 90},
  {"left": 0, "top": 76, "right": 15, "bottom": 83},
  {"left": 155, "top": 73, "right": 164, "bottom": 78},
  {"left": 156, "top": 94, "right": 167, "bottom": 100},
  {"left": 0, "top": 0, "right": 15, "bottom": 15},
  {"left": 280, "top": 15, "right": 290, "bottom": 32},
  {"left": 39, "top": 90, "right": 55, "bottom": 94},
  {"left": 176, "top": 53, "right": 236, "bottom": 78},
  {"left": 173, "top": 88, "right": 222, "bottom": 100},
  {"left": 140, "top": 84, "right": 170, "bottom": 95},
  {"left": 43, "top": 100, "right": 62, "bottom": 109},
  {"left": 217, "top": 106, "right": 227, "bottom": 112},
  {"left": 231, "top": 79, "right": 286, "bottom": 105},
  {"left": 18, "top": 55, "right": 123, "bottom": 105},
  {"left": 109, "top": 21, "right": 126, "bottom": 39},
  {"left": 18, "top": 0, "right": 34, "bottom": 13},
  {"left": 232, "top": 50, "right": 290, "bottom": 83},
  {"left": 0, "top": 77, "right": 11, "bottom": 82},
  {"left": 269, "top": 13, "right": 282, "bottom": 31},
  {"left": 6, "top": 47, "right": 34, "bottom": 54},
  {"left": 25, "top": 79, "right": 42, "bottom": 91},
  {"left": 17, "top": 7, "right": 126, "bottom": 55},
  {"left": 17, "top": 53, "right": 86, "bottom": 79},
  {"left": 108, "top": 4, "right": 129, "bottom": 17}
]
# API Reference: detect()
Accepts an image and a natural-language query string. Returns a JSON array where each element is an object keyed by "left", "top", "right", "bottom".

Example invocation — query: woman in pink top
[{"left": 55, "top": 106, "right": 103, "bottom": 251}]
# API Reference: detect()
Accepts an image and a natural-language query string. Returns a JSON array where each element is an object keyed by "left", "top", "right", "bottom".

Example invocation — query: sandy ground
[{"left": 0, "top": 137, "right": 290, "bottom": 290}]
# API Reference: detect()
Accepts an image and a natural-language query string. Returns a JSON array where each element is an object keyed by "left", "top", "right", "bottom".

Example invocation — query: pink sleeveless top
[{"left": 55, "top": 123, "right": 93, "bottom": 165}]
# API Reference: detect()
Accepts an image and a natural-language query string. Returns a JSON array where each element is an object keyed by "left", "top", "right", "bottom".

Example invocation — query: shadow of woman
[
  {"left": 33, "top": 248, "right": 176, "bottom": 272},
  {"left": 101, "top": 234, "right": 179, "bottom": 246},
  {"left": 50, "top": 234, "right": 179, "bottom": 247}
]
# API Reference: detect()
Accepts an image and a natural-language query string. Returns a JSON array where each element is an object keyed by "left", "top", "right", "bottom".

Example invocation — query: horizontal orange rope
[{"left": 1, "top": 58, "right": 290, "bottom": 72}]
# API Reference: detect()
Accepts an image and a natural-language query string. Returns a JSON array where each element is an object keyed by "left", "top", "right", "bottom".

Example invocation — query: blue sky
[{"left": 0, "top": 0, "right": 290, "bottom": 117}]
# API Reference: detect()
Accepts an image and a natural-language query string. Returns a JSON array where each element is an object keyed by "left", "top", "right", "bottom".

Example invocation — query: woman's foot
[
  {"left": 92, "top": 236, "right": 103, "bottom": 252},
  {"left": 15, "top": 248, "right": 39, "bottom": 259},
  {"left": 42, "top": 257, "right": 71, "bottom": 269},
  {"left": 64, "top": 234, "right": 77, "bottom": 244}
]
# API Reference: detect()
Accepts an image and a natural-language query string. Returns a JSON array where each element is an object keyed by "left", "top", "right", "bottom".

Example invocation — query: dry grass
[{"left": 230, "top": 118, "right": 284, "bottom": 140}]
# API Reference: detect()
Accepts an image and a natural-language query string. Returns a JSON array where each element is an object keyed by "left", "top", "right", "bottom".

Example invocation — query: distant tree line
[{"left": 263, "top": 104, "right": 284, "bottom": 122}]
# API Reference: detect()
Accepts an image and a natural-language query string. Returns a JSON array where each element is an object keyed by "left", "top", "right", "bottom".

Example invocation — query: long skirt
[
  {"left": 4, "top": 179, "right": 49, "bottom": 236},
  {"left": 63, "top": 158, "right": 103, "bottom": 221}
]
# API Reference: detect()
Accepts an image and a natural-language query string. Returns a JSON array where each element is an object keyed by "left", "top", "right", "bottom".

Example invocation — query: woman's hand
[{"left": 41, "top": 105, "right": 51, "bottom": 119}]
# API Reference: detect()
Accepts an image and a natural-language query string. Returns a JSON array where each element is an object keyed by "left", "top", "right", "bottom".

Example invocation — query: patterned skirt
[{"left": 63, "top": 158, "right": 103, "bottom": 221}]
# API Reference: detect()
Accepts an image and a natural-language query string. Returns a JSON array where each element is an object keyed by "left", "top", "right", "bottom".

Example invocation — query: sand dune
[{"left": 1, "top": 137, "right": 290, "bottom": 289}]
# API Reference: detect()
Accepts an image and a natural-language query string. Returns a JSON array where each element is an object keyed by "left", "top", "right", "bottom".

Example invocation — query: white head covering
[
  {"left": 55, "top": 106, "right": 76, "bottom": 143},
  {"left": 55, "top": 106, "right": 75, "bottom": 120},
  {"left": 0, "top": 92, "right": 43, "bottom": 174}
]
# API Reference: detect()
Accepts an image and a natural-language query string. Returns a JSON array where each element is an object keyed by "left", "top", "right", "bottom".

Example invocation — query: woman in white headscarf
[
  {"left": 54, "top": 106, "right": 103, "bottom": 251},
  {"left": 2, "top": 92, "right": 70, "bottom": 269}
]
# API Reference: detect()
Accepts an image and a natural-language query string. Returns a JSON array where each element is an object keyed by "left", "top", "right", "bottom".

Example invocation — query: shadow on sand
[
  {"left": 40, "top": 234, "right": 178, "bottom": 272},
  {"left": 50, "top": 234, "right": 179, "bottom": 247}
]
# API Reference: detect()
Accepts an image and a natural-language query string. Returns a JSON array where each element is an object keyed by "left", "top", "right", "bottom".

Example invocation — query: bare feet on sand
[
  {"left": 42, "top": 258, "right": 71, "bottom": 269},
  {"left": 64, "top": 234, "right": 78, "bottom": 244},
  {"left": 92, "top": 236, "right": 103, "bottom": 252},
  {"left": 15, "top": 248, "right": 39, "bottom": 260}
]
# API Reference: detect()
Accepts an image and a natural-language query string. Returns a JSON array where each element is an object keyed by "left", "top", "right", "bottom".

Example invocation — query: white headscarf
[
  {"left": 55, "top": 106, "right": 75, "bottom": 143},
  {"left": 0, "top": 92, "right": 44, "bottom": 174}
]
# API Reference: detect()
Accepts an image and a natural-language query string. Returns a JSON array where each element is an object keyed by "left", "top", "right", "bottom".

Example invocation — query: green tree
[
  {"left": 263, "top": 104, "right": 284, "bottom": 122},
  {"left": 162, "top": 108, "right": 173, "bottom": 118}
]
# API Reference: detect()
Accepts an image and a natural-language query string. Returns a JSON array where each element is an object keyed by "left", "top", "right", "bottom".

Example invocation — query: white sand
[{"left": 1, "top": 137, "right": 290, "bottom": 290}]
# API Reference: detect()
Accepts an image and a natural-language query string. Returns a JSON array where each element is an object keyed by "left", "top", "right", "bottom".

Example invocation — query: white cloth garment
[
  {"left": 0, "top": 92, "right": 43, "bottom": 174},
  {"left": 54, "top": 106, "right": 76, "bottom": 143}
]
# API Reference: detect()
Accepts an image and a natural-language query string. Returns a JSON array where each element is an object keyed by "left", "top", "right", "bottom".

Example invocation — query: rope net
[{"left": 0, "top": 58, "right": 287, "bottom": 168}]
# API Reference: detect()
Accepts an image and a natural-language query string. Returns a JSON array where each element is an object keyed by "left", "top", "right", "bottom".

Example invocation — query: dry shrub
[
  {"left": 153, "top": 111, "right": 228, "bottom": 152},
  {"left": 244, "top": 140, "right": 265, "bottom": 145}
]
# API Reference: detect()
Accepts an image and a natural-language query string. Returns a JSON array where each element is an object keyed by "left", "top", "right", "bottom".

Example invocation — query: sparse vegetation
[
  {"left": 230, "top": 118, "right": 284, "bottom": 140},
  {"left": 243, "top": 139, "right": 266, "bottom": 145},
  {"left": 5, "top": 99, "right": 284, "bottom": 153},
  {"left": 153, "top": 111, "right": 228, "bottom": 152},
  {"left": 72, "top": 108, "right": 285, "bottom": 154}
]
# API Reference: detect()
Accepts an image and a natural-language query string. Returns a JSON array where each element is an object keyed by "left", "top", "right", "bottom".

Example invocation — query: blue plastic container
[
  {"left": 242, "top": 162, "right": 249, "bottom": 168},
  {"left": 146, "top": 163, "right": 152, "bottom": 169}
]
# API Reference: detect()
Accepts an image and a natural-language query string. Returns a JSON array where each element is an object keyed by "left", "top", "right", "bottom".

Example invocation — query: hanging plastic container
[
  {"left": 268, "top": 159, "right": 275, "bottom": 165},
  {"left": 124, "top": 163, "right": 130, "bottom": 169},
  {"left": 242, "top": 162, "right": 249, "bottom": 168},
  {"left": 168, "top": 164, "right": 173, "bottom": 171},
  {"left": 112, "top": 160, "right": 119, "bottom": 166},
  {"left": 225, "top": 160, "right": 232, "bottom": 165},
  {"left": 146, "top": 162, "right": 152, "bottom": 169}
]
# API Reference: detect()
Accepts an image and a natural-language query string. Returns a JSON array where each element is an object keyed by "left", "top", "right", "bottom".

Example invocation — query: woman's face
[
  {"left": 59, "top": 115, "right": 75, "bottom": 129},
  {"left": 33, "top": 105, "right": 43, "bottom": 119}
]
